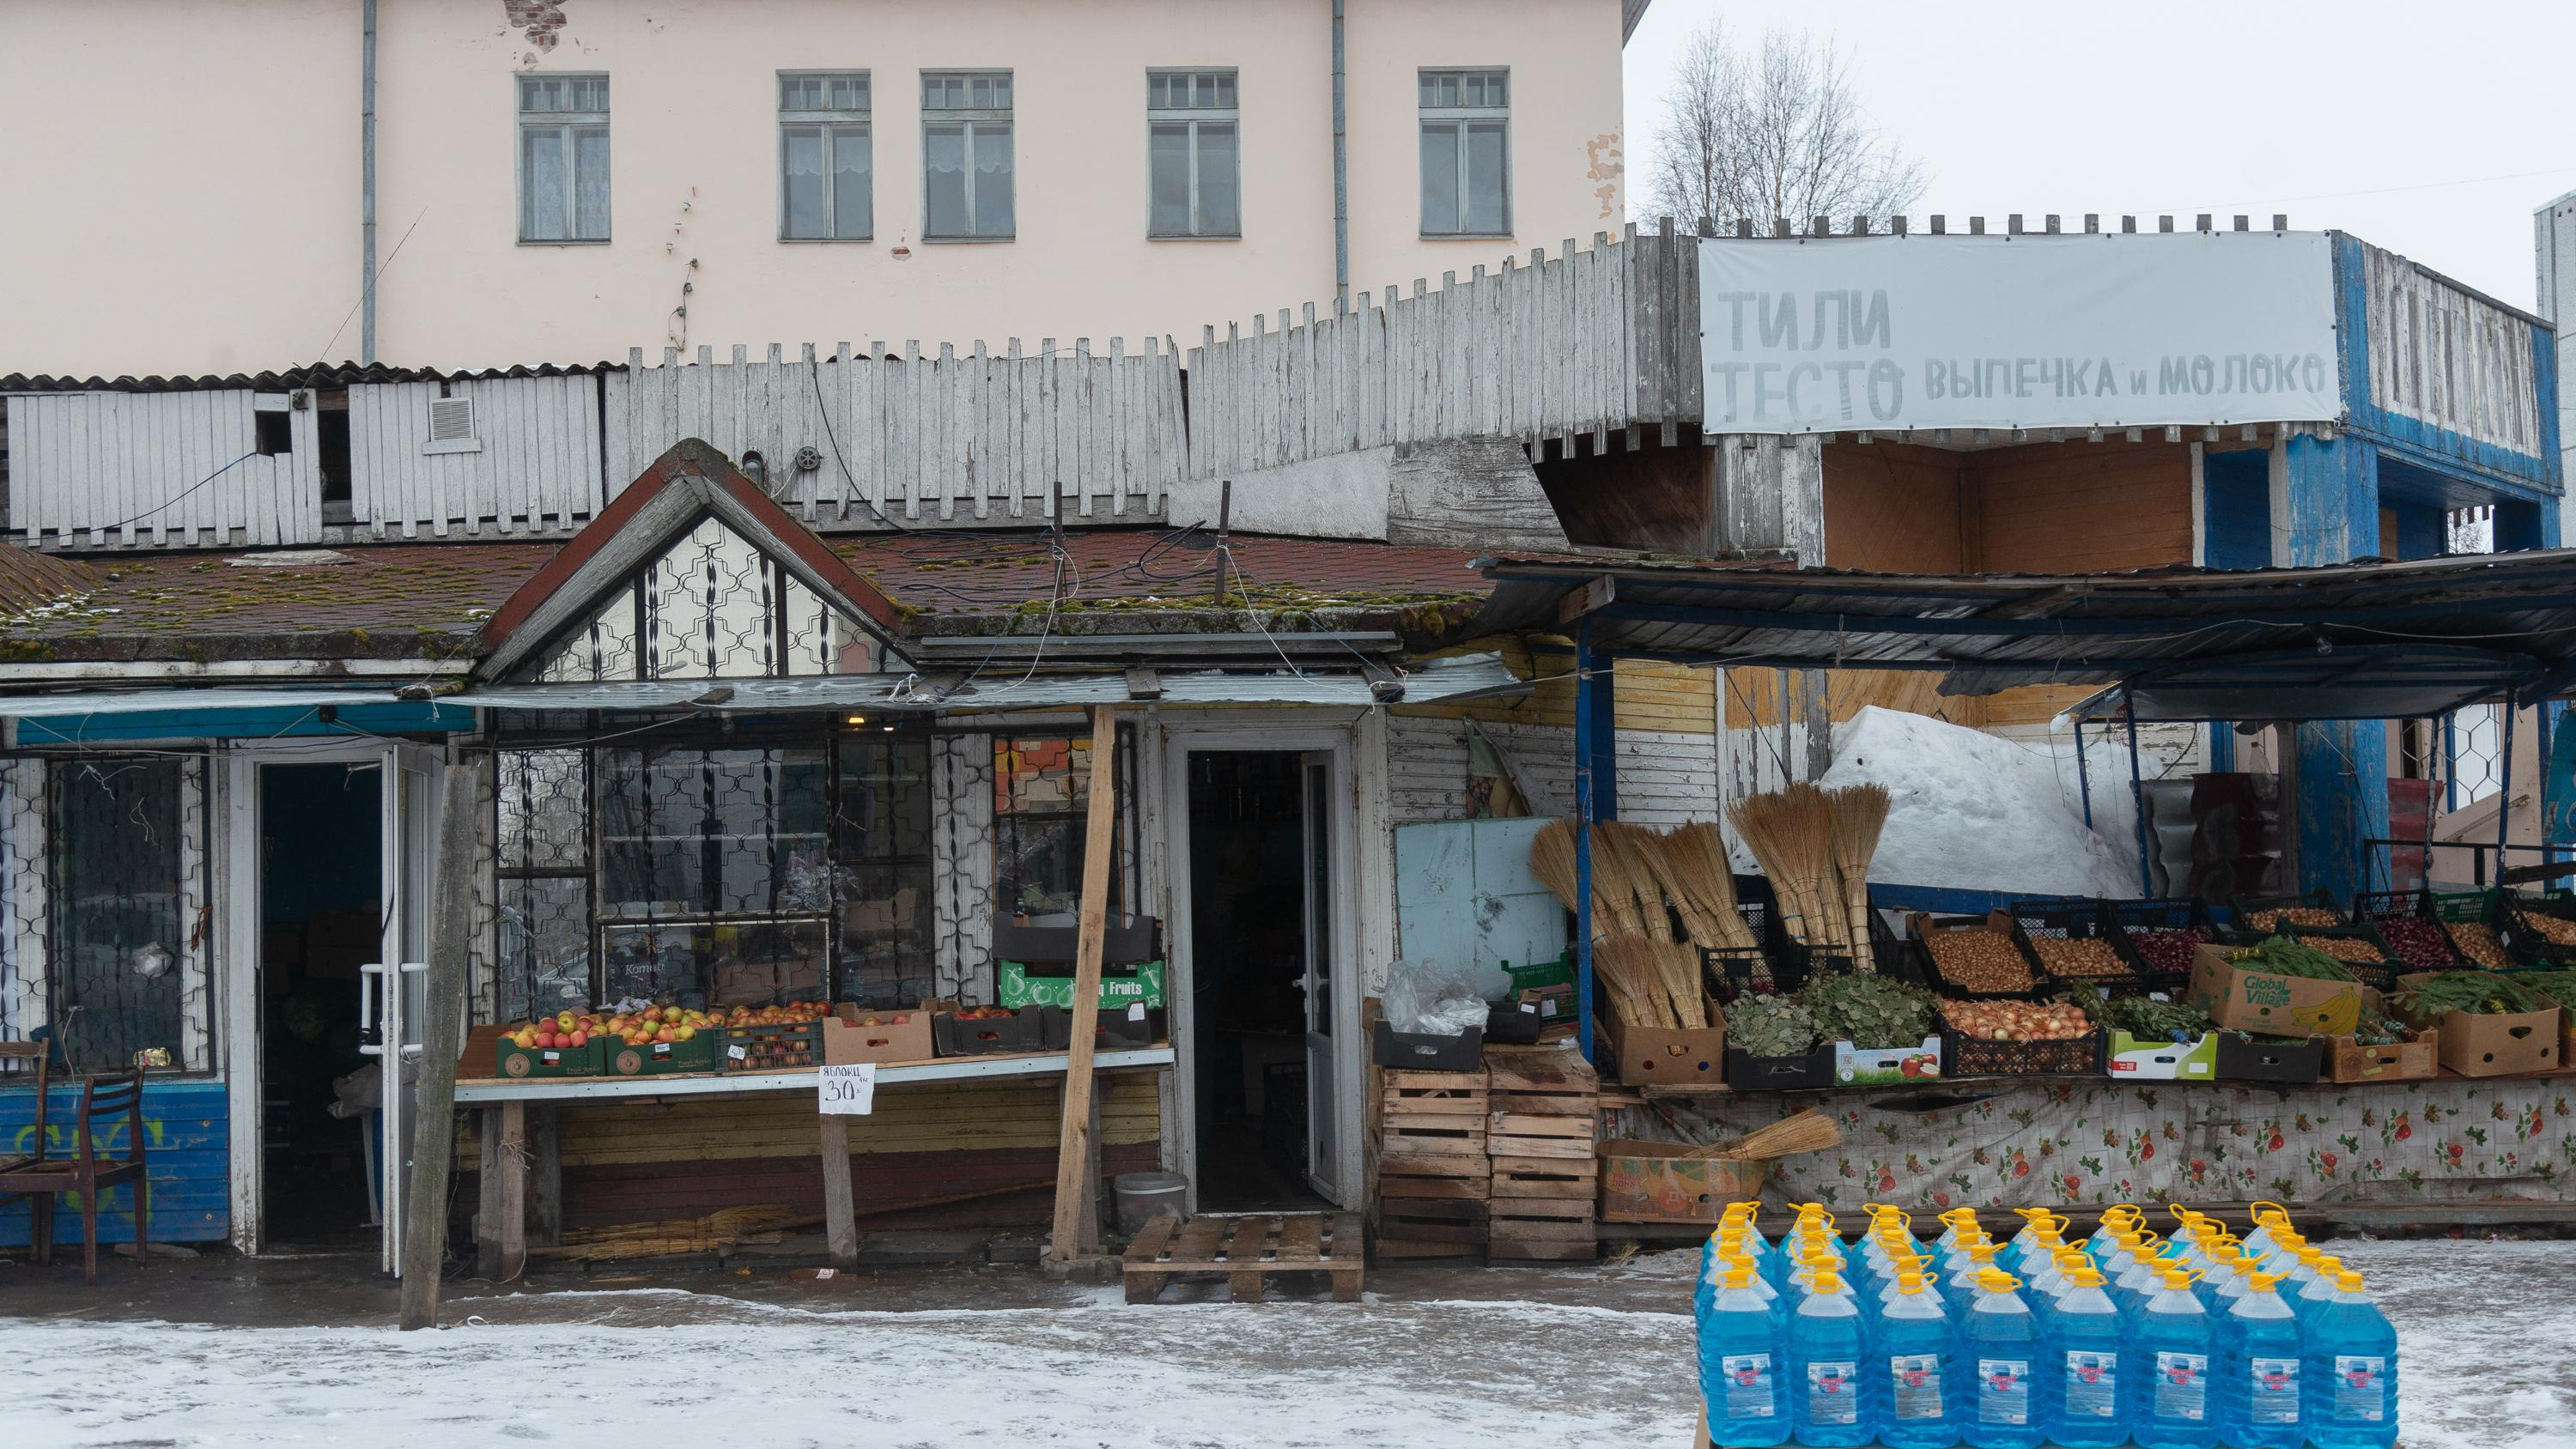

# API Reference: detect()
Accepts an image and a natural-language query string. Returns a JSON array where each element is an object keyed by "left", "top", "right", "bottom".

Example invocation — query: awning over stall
[
  {"left": 1479, "top": 547, "right": 2576, "bottom": 711},
  {"left": 0, "top": 686, "right": 417, "bottom": 717}
]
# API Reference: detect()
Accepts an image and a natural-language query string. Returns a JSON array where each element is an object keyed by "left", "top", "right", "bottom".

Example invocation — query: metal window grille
[
  {"left": 46, "top": 757, "right": 195, "bottom": 1071},
  {"left": 990, "top": 727, "right": 1138, "bottom": 925},
  {"left": 519, "top": 72, "right": 611, "bottom": 242},
  {"left": 1418, "top": 68, "right": 1510, "bottom": 238},
  {"left": 1147, "top": 70, "right": 1240, "bottom": 239},
  {"left": 489, "top": 721, "right": 935, "bottom": 1018},
  {"left": 781, "top": 70, "right": 872, "bottom": 240},
  {"left": 922, "top": 70, "right": 1014, "bottom": 240}
]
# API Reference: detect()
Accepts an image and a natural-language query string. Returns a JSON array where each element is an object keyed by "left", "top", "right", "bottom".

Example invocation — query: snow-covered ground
[{"left": 0, "top": 1238, "right": 2568, "bottom": 1448}]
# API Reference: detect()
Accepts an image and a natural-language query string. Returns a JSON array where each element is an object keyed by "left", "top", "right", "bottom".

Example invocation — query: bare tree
[{"left": 1646, "top": 22, "right": 1927, "bottom": 232}]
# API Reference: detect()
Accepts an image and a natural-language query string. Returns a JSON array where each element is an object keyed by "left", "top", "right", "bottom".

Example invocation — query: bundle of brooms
[
  {"left": 1529, "top": 820, "right": 1759, "bottom": 952},
  {"left": 1726, "top": 783, "right": 1892, "bottom": 972}
]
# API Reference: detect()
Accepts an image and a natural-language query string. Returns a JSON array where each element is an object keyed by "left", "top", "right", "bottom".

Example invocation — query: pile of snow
[{"left": 1817, "top": 705, "right": 2142, "bottom": 897}]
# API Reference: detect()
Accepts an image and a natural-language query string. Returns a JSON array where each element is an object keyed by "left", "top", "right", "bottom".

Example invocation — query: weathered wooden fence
[{"left": 602, "top": 341, "right": 1186, "bottom": 524}]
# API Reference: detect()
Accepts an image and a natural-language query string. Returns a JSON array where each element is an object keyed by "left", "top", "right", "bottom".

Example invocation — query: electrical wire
[
  {"left": 94, "top": 452, "right": 259, "bottom": 534},
  {"left": 809, "top": 358, "right": 911, "bottom": 534}
]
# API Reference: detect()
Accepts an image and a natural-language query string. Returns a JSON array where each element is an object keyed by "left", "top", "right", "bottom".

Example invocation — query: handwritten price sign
[{"left": 817, "top": 1062, "right": 877, "bottom": 1116}]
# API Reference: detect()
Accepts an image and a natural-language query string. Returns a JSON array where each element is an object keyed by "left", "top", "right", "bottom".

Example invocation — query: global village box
[{"left": 2188, "top": 943, "right": 2378, "bottom": 1037}]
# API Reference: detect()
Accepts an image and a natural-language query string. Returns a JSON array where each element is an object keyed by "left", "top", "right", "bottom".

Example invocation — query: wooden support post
[
  {"left": 820, "top": 1112, "right": 859, "bottom": 1268},
  {"left": 1048, "top": 705, "right": 1121, "bottom": 1264},
  {"left": 495, "top": 1099, "right": 526, "bottom": 1282},
  {"left": 398, "top": 757, "right": 483, "bottom": 1330},
  {"left": 527, "top": 1104, "right": 562, "bottom": 1249}
]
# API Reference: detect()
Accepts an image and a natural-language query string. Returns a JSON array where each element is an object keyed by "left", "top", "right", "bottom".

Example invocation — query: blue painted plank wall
[
  {"left": 16, "top": 700, "right": 471, "bottom": 746},
  {"left": 0, "top": 1080, "right": 229, "bottom": 1245}
]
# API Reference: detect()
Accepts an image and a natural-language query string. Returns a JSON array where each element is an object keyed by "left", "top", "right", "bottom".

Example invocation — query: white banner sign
[
  {"left": 817, "top": 1062, "right": 877, "bottom": 1116},
  {"left": 1698, "top": 232, "right": 2339, "bottom": 434}
]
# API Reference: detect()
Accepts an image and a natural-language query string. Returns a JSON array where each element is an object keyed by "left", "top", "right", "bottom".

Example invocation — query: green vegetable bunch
[
  {"left": 2394, "top": 971, "right": 2555, "bottom": 1017},
  {"left": 2097, "top": 995, "right": 2215, "bottom": 1042},
  {"left": 2227, "top": 936, "right": 2354, "bottom": 981},
  {"left": 1729, "top": 993, "right": 1820, "bottom": 1057},
  {"left": 2348, "top": 1009, "right": 2409, "bottom": 1048},
  {"left": 1798, "top": 970, "right": 1937, "bottom": 1049},
  {"left": 2512, "top": 970, "right": 2576, "bottom": 1009}
]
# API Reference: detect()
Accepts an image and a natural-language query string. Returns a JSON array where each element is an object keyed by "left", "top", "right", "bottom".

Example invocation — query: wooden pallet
[
  {"left": 1377, "top": 1197, "right": 1488, "bottom": 1244},
  {"left": 1122, "top": 1213, "right": 1364, "bottom": 1304}
]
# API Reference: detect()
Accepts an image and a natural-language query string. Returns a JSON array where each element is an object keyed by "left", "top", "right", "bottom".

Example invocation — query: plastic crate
[
  {"left": 2427, "top": 890, "right": 2522, "bottom": 971},
  {"left": 1722, "top": 1043, "right": 1838, "bottom": 1091},
  {"left": 1909, "top": 911, "right": 2042, "bottom": 999},
  {"left": 2501, "top": 890, "right": 2576, "bottom": 966},
  {"left": 721, "top": 1020, "right": 820, "bottom": 1072},
  {"left": 1938, "top": 1026, "right": 2105, "bottom": 1078},
  {"left": 2214, "top": 1031, "right": 2326, "bottom": 1084},
  {"left": 2351, "top": 890, "right": 2468, "bottom": 973},
  {"left": 1503, "top": 956, "right": 1577, "bottom": 997},
  {"left": 2227, "top": 889, "right": 2348, "bottom": 937},
  {"left": 2102, "top": 899, "right": 2222, "bottom": 987},
  {"left": 2001, "top": 897, "right": 2148, "bottom": 996},
  {"left": 2282, "top": 921, "right": 2401, "bottom": 991}
]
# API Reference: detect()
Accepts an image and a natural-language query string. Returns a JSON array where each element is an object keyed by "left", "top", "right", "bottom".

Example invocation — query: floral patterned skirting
[{"left": 1621, "top": 1076, "right": 2576, "bottom": 1212}]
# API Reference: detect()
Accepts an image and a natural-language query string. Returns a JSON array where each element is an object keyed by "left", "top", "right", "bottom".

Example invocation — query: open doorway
[
  {"left": 1187, "top": 749, "right": 1336, "bottom": 1212},
  {"left": 257, "top": 762, "right": 382, "bottom": 1248}
]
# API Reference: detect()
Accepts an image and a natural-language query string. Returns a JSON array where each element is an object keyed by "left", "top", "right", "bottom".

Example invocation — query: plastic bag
[{"left": 1383, "top": 958, "right": 1490, "bottom": 1037}]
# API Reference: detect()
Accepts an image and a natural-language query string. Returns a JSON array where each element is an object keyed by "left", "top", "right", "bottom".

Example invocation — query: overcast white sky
[{"left": 1622, "top": 0, "right": 2576, "bottom": 311}]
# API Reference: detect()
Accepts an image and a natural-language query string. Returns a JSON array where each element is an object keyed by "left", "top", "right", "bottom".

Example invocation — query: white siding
[
  {"left": 349, "top": 374, "right": 605, "bottom": 538},
  {"left": 7, "top": 390, "right": 321, "bottom": 548}
]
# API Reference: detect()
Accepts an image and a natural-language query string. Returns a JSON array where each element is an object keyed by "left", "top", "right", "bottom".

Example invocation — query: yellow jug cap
[
  {"left": 1975, "top": 1269, "right": 2021, "bottom": 1292},
  {"left": 1897, "top": 1270, "right": 1929, "bottom": 1292},
  {"left": 2337, "top": 1271, "right": 2365, "bottom": 1292}
]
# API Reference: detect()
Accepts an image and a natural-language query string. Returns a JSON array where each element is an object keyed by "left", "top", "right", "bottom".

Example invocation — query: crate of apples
[{"left": 496, "top": 1010, "right": 607, "bottom": 1077}]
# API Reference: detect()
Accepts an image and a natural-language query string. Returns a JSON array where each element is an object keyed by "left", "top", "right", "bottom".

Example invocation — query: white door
[
  {"left": 360, "top": 745, "right": 440, "bottom": 1275},
  {"left": 1299, "top": 751, "right": 1340, "bottom": 1201}
]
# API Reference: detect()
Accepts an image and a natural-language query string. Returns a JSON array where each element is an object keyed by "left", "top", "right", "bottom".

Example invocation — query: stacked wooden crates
[
  {"left": 1373, "top": 1068, "right": 1492, "bottom": 1258},
  {"left": 1484, "top": 1046, "right": 1599, "bottom": 1262}
]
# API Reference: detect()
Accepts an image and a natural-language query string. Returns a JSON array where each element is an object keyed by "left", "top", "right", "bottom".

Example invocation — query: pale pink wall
[{"left": 0, "top": 0, "right": 1624, "bottom": 376}]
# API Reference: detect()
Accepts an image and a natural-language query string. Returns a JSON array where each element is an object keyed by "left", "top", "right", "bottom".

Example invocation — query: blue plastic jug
[
  {"left": 1873, "top": 1269, "right": 1960, "bottom": 1449},
  {"left": 1788, "top": 1270, "right": 1872, "bottom": 1447},
  {"left": 2303, "top": 1270, "right": 2398, "bottom": 1449},
  {"left": 2128, "top": 1267, "right": 2219, "bottom": 1449},
  {"left": 1698, "top": 1263, "right": 1791, "bottom": 1447},
  {"left": 2042, "top": 1264, "right": 2128, "bottom": 1449},
  {"left": 1959, "top": 1269, "right": 2043, "bottom": 1449},
  {"left": 2217, "top": 1269, "right": 2307, "bottom": 1449}
]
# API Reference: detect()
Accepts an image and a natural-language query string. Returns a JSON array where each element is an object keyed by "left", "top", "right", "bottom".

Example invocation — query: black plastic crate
[
  {"left": 933, "top": 1006, "right": 1049, "bottom": 1057},
  {"left": 2427, "top": 890, "right": 2523, "bottom": 970},
  {"left": 2215, "top": 1031, "right": 2326, "bottom": 1084},
  {"left": 2500, "top": 889, "right": 2576, "bottom": 966},
  {"left": 1938, "top": 1026, "right": 2105, "bottom": 1078},
  {"left": 2281, "top": 921, "right": 2401, "bottom": 991},
  {"left": 2227, "top": 889, "right": 2348, "bottom": 937},
  {"left": 2002, "top": 897, "right": 2149, "bottom": 996},
  {"left": 2102, "top": 899, "right": 2223, "bottom": 986},
  {"left": 1370, "top": 1020, "right": 1483, "bottom": 1071},
  {"left": 1722, "top": 1043, "right": 1838, "bottom": 1091},
  {"left": 1909, "top": 911, "right": 2043, "bottom": 999},
  {"left": 1039, "top": 1004, "right": 1167, "bottom": 1052},
  {"left": 2351, "top": 890, "right": 2468, "bottom": 973}
]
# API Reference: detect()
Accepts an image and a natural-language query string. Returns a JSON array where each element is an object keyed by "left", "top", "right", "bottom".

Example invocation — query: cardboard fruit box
[
  {"left": 490, "top": 1028, "right": 603, "bottom": 1079},
  {"left": 2106, "top": 1029, "right": 2217, "bottom": 1081},
  {"left": 1604, "top": 992, "right": 1726, "bottom": 1086},
  {"left": 2391, "top": 973, "right": 2562, "bottom": 1077},
  {"left": 2326, "top": 1029, "right": 2439, "bottom": 1083},
  {"left": 996, "top": 959, "right": 1168, "bottom": 1011},
  {"left": 820, "top": 1004, "right": 935, "bottom": 1067},
  {"left": 1832, "top": 1036, "right": 1942, "bottom": 1086},
  {"left": 602, "top": 1031, "right": 723, "bottom": 1076},
  {"left": 2189, "top": 943, "right": 2380, "bottom": 1037},
  {"left": 1595, "top": 1141, "right": 1766, "bottom": 1225}
]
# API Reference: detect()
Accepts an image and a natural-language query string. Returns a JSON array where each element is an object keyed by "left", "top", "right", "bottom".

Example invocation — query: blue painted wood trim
[
  {"left": 1572, "top": 620, "right": 1598, "bottom": 1061},
  {"left": 17, "top": 700, "right": 473, "bottom": 745},
  {"left": 0, "top": 1079, "right": 230, "bottom": 1245},
  {"left": 2336, "top": 232, "right": 2561, "bottom": 492}
]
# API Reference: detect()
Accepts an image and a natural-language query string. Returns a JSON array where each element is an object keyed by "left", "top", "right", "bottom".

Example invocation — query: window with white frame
[
  {"left": 1419, "top": 68, "right": 1509, "bottom": 238},
  {"left": 1147, "top": 70, "right": 1240, "bottom": 239},
  {"left": 519, "top": 73, "right": 611, "bottom": 242},
  {"left": 781, "top": 71, "right": 872, "bottom": 240},
  {"left": 923, "top": 70, "right": 1014, "bottom": 240}
]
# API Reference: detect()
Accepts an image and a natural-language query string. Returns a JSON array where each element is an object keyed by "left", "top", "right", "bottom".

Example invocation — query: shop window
[
  {"left": 992, "top": 730, "right": 1136, "bottom": 922},
  {"left": 598, "top": 745, "right": 833, "bottom": 1004},
  {"left": 495, "top": 748, "right": 592, "bottom": 1024},
  {"left": 834, "top": 722, "right": 934, "bottom": 1005},
  {"left": 50, "top": 759, "right": 186, "bottom": 1069}
]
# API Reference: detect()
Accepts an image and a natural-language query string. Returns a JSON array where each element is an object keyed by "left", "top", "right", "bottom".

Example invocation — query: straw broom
[
  {"left": 1729, "top": 786, "right": 1839, "bottom": 947},
  {"left": 1683, "top": 1109, "right": 1844, "bottom": 1161},
  {"left": 1530, "top": 820, "right": 1630, "bottom": 937},
  {"left": 1593, "top": 935, "right": 1680, "bottom": 1028},
  {"left": 1787, "top": 784, "right": 1851, "bottom": 949},
  {"left": 1596, "top": 822, "right": 1677, "bottom": 943},
  {"left": 1666, "top": 822, "right": 1759, "bottom": 950},
  {"left": 1630, "top": 827, "right": 1726, "bottom": 951},
  {"left": 1829, "top": 784, "right": 1893, "bottom": 972}
]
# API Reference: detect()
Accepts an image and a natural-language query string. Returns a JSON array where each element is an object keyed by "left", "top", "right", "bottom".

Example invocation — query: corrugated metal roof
[
  {"left": 447, "top": 651, "right": 1522, "bottom": 712},
  {"left": 1485, "top": 549, "right": 2576, "bottom": 706},
  {"left": 0, "top": 361, "right": 612, "bottom": 394}
]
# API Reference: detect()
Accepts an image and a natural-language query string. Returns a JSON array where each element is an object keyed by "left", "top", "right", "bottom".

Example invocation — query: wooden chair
[
  {"left": 0, "top": 1065, "right": 147, "bottom": 1284},
  {"left": 0, "top": 1043, "right": 55, "bottom": 1259}
]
